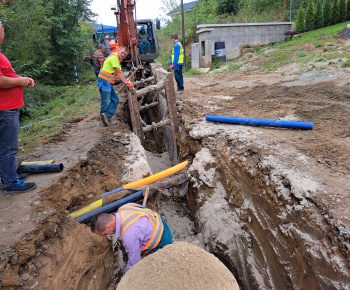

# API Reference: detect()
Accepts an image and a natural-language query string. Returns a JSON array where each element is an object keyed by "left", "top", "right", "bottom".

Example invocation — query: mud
[{"left": 0, "top": 65, "right": 349, "bottom": 289}]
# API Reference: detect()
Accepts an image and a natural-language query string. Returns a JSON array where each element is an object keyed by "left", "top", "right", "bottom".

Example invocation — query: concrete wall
[
  {"left": 191, "top": 43, "right": 200, "bottom": 69},
  {"left": 196, "top": 22, "right": 293, "bottom": 68}
]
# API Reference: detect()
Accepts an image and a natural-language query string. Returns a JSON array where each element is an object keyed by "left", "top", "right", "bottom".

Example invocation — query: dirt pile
[{"left": 117, "top": 241, "right": 239, "bottom": 290}]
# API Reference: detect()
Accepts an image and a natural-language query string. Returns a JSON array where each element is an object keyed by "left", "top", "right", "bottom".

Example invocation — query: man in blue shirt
[{"left": 169, "top": 34, "right": 184, "bottom": 94}]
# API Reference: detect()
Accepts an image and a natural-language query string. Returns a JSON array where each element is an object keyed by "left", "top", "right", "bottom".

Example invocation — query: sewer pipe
[
  {"left": 206, "top": 116, "right": 313, "bottom": 130},
  {"left": 17, "top": 163, "right": 64, "bottom": 174}
]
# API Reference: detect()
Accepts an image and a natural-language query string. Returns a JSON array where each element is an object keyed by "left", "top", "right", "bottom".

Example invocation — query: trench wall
[{"left": 178, "top": 119, "right": 350, "bottom": 290}]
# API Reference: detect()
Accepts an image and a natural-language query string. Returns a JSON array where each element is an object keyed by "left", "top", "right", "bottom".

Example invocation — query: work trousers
[
  {"left": 174, "top": 66, "right": 184, "bottom": 90},
  {"left": 0, "top": 109, "right": 20, "bottom": 189},
  {"left": 97, "top": 78, "right": 119, "bottom": 120}
]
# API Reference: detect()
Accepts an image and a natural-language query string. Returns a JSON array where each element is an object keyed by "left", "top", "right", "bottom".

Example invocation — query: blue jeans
[
  {"left": 94, "top": 70, "right": 100, "bottom": 78},
  {"left": 174, "top": 65, "right": 184, "bottom": 90},
  {"left": 0, "top": 109, "right": 21, "bottom": 189},
  {"left": 139, "top": 41, "right": 151, "bottom": 54},
  {"left": 97, "top": 78, "right": 119, "bottom": 120}
]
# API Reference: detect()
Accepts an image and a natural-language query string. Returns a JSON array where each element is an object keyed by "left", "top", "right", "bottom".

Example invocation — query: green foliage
[
  {"left": 341, "top": 59, "right": 350, "bottom": 67},
  {"left": 217, "top": 0, "right": 239, "bottom": 15},
  {"left": 347, "top": 0, "right": 350, "bottom": 20},
  {"left": 234, "top": 0, "right": 284, "bottom": 23},
  {"left": 324, "top": 0, "right": 332, "bottom": 26},
  {"left": 296, "top": 6, "right": 306, "bottom": 33},
  {"left": 314, "top": 0, "right": 324, "bottom": 29},
  {"left": 339, "top": 0, "right": 347, "bottom": 22},
  {"left": 211, "top": 56, "right": 221, "bottom": 69},
  {"left": 305, "top": 0, "right": 315, "bottom": 31},
  {"left": 0, "top": 0, "right": 95, "bottom": 86},
  {"left": 332, "top": 0, "right": 340, "bottom": 24},
  {"left": 20, "top": 86, "right": 67, "bottom": 120}
]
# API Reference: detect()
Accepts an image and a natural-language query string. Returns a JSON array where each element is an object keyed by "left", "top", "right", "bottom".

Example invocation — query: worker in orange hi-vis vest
[
  {"left": 90, "top": 203, "right": 173, "bottom": 273},
  {"left": 97, "top": 46, "right": 133, "bottom": 127}
]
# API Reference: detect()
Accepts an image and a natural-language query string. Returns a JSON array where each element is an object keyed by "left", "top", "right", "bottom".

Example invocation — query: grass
[
  {"left": 206, "top": 21, "right": 350, "bottom": 76},
  {"left": 18, "top": 77, "right": 99, "bottom": 152}
]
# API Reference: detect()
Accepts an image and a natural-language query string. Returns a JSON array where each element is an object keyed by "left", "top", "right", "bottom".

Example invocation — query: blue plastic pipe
[
  {"left": 17, "top": 163, "right": 64, "bottom": 174},
  {"left": 206, "top": 116, "right": 313, "bottom": 130},
  {"left": 100, "top": 187, "right": 123, "bottom": 197},
  {"left": 75, "top": 190, "right": 144, "bottom": 224}
]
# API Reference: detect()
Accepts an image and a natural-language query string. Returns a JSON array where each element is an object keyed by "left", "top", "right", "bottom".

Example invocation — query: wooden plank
[{"left": 164, "top": 73, "right": 179, "bottom": 162}]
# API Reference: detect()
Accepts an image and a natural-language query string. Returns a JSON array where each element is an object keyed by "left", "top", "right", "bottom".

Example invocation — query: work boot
[
  {"left": 5, "top": 180, "right": 37, "bottom": 194},
  {"left": 109, "top": 119, "right": 117, "bottom": 125},
  {"left": 1, "top": 174, "right": 28, "bottom": 189},
  {"left": 100, "top": 113, "right": 109, "bottom": 127},
  {"left": 175, "top": 89, "right": 184, "bottom": 95}
]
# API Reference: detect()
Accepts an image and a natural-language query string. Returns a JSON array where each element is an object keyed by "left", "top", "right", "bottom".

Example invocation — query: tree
[
  {"left": 323, "top": 0, "right": 332, "bottom": 26},
  {"left": 43, "top": 0, "right": 95, "bottom": 84},
  {"left": 339, "top": 0, "right": 347, "bottom": 22},
  {"left": 305, "top": 0, "right": 315, "bottom": 31},
  {"left": 347, "top": 0, "right": 350, "bottom": 20},
  {"left": 314, "top": 0, "right": 324, "bottom": 29},
  {"left": 217, "top": 0, "right": 239, "bottom": 15},
  {"left": 295, "top": 6, "right": 306, "bottom": 33},
  {"left": 0, "top": 0, "right": 95, "bottom": 85},
  {"left": 332, "top": 0, "right": 340, "bottom": 24}
]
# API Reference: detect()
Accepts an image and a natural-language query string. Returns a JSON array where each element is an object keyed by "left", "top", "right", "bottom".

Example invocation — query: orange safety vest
[
  {"left": 98, "top": 53, "right": 119, "bottom": 84},
  {"left": 117, "top": 205, "right": 164, "bottom": 253}
]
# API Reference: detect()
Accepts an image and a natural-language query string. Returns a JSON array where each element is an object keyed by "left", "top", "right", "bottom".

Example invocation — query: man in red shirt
[{"left": 0, "top": 20, "right": 37, "bottom": 194}]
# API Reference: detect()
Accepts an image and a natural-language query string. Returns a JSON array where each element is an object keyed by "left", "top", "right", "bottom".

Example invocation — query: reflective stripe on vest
[
  {"left": 97, "top": 53, "right": 119, "bottom": 84},
  {"left": 117, "top": 205, "right": 164, "bottom": 253},
  {"left": 171, "top": 42, "right": 184, "bottom": 65}
]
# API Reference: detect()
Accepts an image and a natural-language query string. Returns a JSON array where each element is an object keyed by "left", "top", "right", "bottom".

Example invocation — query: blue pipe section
[
  {"left": 206, "top": 116, "right": 313, "bottom": 130},
  {"left": 17, "top": 163, "right": 64, "bottom": 174},
  {"left": 100, "top": 186, "right": 123, "bottom": 197},
  {"left": 76, "top": 190, "right": 144, "bottom": 224}
]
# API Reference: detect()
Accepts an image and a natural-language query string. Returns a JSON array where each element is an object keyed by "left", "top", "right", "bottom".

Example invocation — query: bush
[
  {"left": 347, "top": 0, "right": 350, "bottom": 20},
  {"left": 339, "top": 0, "right": 347, "bottom": 22},
  {"left": 324, "top": 0, "right": 332, "bottom": 26},
  {"left": 314, "top": 0, "right": 324, "bottom": 29},
  {"left": 332, "top": 0, "right": 340, "bottom": 24},
  {"left": 296, "top": 6, "right": 306, "bottom": 33},
  {"left": 305, "top": 0, "right": 315, "bottom": 31}
]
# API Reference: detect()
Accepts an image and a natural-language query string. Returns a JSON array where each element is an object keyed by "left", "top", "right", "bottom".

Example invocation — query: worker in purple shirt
[{"left": 90, "top": 203, "right": 172, "bottom": 272}]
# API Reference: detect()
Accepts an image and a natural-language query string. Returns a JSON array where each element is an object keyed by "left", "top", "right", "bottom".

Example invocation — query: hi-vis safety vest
[
  {"left": 171, "top": 42, "right": 184, "bottom": 65},
  {"left": 117, "top": 205, "right": 164, "bottom": 253},
  {"left": 98, "top": 53, "right": 119, "bottom": 84}
]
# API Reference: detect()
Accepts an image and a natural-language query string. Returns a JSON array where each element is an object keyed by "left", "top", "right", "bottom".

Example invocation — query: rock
[
  {"left": 117, "top": 241, "right": 239, "bottom": 290},
  {"left": 113, "top": 132, "right": 122, "bottom": 137},
  {"left": 30, "top": 281, "right": 39, "bottom": 289},
  {"left": 21, "top": 273, "right": 31, "bottom": 281},
  {"left": 0, "top": 270, "right": 23, "bottom": 287}
]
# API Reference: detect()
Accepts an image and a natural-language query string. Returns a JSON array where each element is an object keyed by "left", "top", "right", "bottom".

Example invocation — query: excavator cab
[{"left": 136, "top": 19, "right": 159, "bottom": 62}]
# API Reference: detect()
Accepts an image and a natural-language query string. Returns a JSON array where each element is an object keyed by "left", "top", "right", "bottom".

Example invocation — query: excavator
[
  {"left": 97, "top": 0, "right": 161, "bottom": 78},
  {"left": 95, "top": 0, "right": 179, "bottom": 165}
]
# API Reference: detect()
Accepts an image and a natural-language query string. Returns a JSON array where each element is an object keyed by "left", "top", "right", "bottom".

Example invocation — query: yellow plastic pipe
[
  {"left": 70, "top": 199, "right": 103, "bottom": 219},
  {"left": 70, "top": 160, "right": 188, "bottom": 219},
  {"left": 21, "top": 160, "right": 56, "bottom": 165},
  {"left": 123, "top": 160, "right": 188, "bottom": 189}
]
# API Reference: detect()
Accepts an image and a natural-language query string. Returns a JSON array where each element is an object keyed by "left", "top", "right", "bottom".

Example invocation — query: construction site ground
[{"left": 0, "top": 46, "right": 350, "bottom": 288}]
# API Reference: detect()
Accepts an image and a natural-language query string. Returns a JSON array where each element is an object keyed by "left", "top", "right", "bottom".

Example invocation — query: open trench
[{"left": 1, "top": 69, "right": 350, "bottom": 290}]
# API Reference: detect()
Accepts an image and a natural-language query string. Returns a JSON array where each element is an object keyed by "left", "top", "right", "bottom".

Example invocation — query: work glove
[
  {"left": 170, "top": 64, "right": 175, "bottom": 70},
  {"left": 125, "top": 81, "right": 133, "bottom": 89}
]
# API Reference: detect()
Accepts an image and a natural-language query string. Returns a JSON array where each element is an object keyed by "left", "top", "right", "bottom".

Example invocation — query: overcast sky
[{"left": 89, "top": 0, "right": 170, "bottom": 26}]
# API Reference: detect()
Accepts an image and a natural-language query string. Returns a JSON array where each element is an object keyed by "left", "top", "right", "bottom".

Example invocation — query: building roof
[{"left": 167, "top": 0, "right": 198, "bottom": 15}]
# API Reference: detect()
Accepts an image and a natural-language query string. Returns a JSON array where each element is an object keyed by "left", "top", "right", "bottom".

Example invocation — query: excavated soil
[{"left": 0, "top": 65, "right": 349, "bottom": 289}]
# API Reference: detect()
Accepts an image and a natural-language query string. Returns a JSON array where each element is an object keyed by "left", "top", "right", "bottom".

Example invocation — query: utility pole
[{"left": 181, "top": 0, "right": 186, "bottom": 68}]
